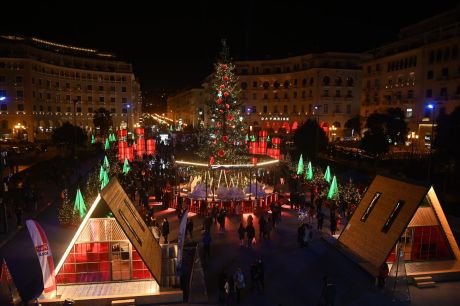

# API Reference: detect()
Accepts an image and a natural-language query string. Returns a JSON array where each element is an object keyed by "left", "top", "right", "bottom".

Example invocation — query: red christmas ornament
[
  {"left": 227, "top": 115, "right": 234, "bottom": 121},
  {"left": 223, "top": 92, "right": 230, "bottom": 97},
  {"left": 218, "top": 109, "right": 224, "bottom": 114},
  {"left": 217, "top": 149, "right": 225, "bottom": 157},
  {"left": 223, "top": 76, "right": 229, "bottom": 81},
  {"left": 222, "top": 135, "right": 228, "bottom": 142},
  {"left": 220, "top": 84, "right": 225, "bottom": 89},
  {"left": 216, "top": 122, "right": 222, "bottom": 127},
  {"left": 210, "top": 156, "right": 215, "bottom": 165},
  {"left": 216, "top": 98, "right": 223, "bottom": 105},
  {"left": 225, "top": 103, "right": 230, "bottom": 109},
  {"left": 220, "top": 64, "right": 228, "bottom": 70}
]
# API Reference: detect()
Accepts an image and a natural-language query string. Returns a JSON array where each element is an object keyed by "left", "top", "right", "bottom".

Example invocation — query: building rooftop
[{"left": 0, "top": 34, "right": 116, "bottom": 59}]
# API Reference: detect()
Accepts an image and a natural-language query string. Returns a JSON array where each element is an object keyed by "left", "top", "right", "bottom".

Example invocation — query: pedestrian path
[
  {"left": 0, "top": 155, "right": 100, "bottom": 249},
  {"left": 156, "top": 207, "right": 399, "bottom": 306}
]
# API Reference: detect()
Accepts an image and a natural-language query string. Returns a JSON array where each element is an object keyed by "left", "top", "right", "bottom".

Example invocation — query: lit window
[
  {"left": 406, "top": 108, "right": 413, "bottom": 118},
  {"left": 382, "top": 200, "right": 405, "bottom": 233},
  {"left": 360, "top": 192, "right": 381, "bottom": 222}
]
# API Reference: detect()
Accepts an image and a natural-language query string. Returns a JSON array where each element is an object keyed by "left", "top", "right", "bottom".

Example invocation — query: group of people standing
[
  {"left": 237, "top": 213, "right": 275, "bottom": 248},
  {"left": 219, "top": 259, "right": 265, "bottom": 305}
]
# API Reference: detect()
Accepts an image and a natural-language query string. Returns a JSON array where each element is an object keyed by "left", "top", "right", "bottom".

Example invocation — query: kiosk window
[
  {"left": 360, "top": 192, "right": 381, "bottom": 222},
  {"left": 382, "top": 200, "right": 405, "bottom": 233}
]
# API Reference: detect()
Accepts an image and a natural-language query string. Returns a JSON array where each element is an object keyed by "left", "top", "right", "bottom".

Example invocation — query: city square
[{"left": 1, "top": 1, "right": 460, "bottom": 306}]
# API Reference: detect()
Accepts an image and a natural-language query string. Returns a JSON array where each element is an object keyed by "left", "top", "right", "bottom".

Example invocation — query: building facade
[
  {"left": 235, "top": 52, "right": 366, "bottom": 139},
  {"left": 166, "top": 88, "right": 207, "bottom": 129},
  {"left": 0, "top": 35, "right": 142, "bottom": 141},
  {"left": 361, "top": 7, "right": 460, "bottom": 149}
]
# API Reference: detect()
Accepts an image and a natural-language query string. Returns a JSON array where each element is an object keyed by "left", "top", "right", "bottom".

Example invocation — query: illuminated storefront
[{"left": 56, "top": 218, "right": 153, "bottom": 284}]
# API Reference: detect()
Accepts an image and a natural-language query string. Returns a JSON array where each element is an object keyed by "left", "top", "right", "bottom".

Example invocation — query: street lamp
[
  {"left": 314, "top": 105, "right": 321, "bottom": 159},
  {"left": 73, "top": 98, "right": 79, "bottom": 160},
  {"left": 126, "top": 103, "right": 131, "bottom": 131},
  {"left": 426, "top": 103, "right": 437, "bottom": 183}
]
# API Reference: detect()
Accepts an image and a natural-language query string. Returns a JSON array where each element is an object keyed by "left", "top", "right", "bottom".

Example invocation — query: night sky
[{"left": 1, "top": 0, "right": 459, "bottom": 92}]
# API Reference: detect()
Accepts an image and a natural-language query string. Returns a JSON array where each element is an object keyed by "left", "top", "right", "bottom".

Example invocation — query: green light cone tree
[
  {"left": 296, "top": 154, "right": 304, "bottom": 175},
  {"left": 101, "top": 171, "right": 109, "bottom": 190},
  {"left": 103, "top": 155, "right": 110, "bottom": 171},
  {"left": 91, "top": 134, "right": 95, "bottom": 144},
  {"left": 305, "top": 161, "right": 313, "bottom": 181},
  {"left": 104, "top": 138, "right": 110, "bottom": 150},
  {"left": 324, "top": 165, "right": 331, "bottom": 183},
  {"left": 123, "top": 158, "right": 130, "bottom": 175},
  {"left": 99, "top": 165, "right": 106, "bottom": 182},
  {"left": 73, "top": 188, "right": 87, "bottom": 219},
  {"left": 196, "top": 40, "right": 248, "bottom": 165},
  {"left": 327, "top": 175, "right": 339, "bottom": 200}
]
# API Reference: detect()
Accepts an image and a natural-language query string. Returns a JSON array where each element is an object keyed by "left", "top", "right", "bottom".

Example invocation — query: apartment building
[
  {"left": 361, "top": 6, "right": 460, "bottom": 149},
  {"left": 235, "top": 52, "right": 366, "bottom": 139},
  {"left": 0, "top": 35, "right": 142, "bottom": 141}
]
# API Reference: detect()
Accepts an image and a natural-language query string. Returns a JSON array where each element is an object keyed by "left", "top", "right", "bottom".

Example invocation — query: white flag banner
[
  {"left": 26, "top": 220, "right": 56, "bottom": 294},
  {"left": 176, "top": 208, "right": 188, "bottom": 273}
]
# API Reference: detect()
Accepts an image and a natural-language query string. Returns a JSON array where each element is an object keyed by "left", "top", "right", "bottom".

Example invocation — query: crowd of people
[{"left": 218, "top": 259, "right": 265, "bottom": 305}]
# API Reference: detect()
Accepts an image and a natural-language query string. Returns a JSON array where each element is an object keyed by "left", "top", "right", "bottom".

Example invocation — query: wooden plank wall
[{"left": 338, "top": 175, "right": 428, "bottom": 274}]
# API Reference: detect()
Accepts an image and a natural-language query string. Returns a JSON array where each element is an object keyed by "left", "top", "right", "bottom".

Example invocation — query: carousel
[{"left": 174, "top": 155, "right": 280, "bottom": 215}]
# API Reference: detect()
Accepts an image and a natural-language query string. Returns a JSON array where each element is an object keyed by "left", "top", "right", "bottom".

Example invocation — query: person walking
[
  {"left": 319, "top": 276, "right": 336, "bottom": 306},
  {"left": 317, "top": 211, "right": 324, "bottom": 231},
  {"left": 161, "top": 218, "right": 170, "bottom": 243},
  {"left": 218, "top": 208, "right": 226, "bottom": 232},
  {"left": 238, "top": 222, "right": 245, "bottom": 247},
  {"left": 246, "top": 222, "right": 255, "bottom": 248},
  {"left": 233, "top": 267, "right": 245, "bottom": 304},
  {"left": 266, "top": 214, "right": 273, "bottom": 239},
  {"left": 15, "top": 204, "right": 23, "bottom": 228},
  {"left": 186, "top": 218, "right": 194, "bottom": 239},
  {"left": 258, "top": 215, "right": 267, "bottom": 240},
  {"left": 218, "top": 271, "right": 227, "bottom": 304},
  {"left": 224, "top": 275, "right": 234, "bottom": 305},
  {"left": 257, "top": 259, "right": 265, "bottom": 292},
  {"left": 377, "top": 262, "right": 389, "bottom": 289}
]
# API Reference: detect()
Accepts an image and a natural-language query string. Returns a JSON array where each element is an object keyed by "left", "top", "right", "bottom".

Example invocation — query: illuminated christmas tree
[
  {"left": 327, "top": 175, "right": 339, "bottom": 200},
  {"left": 324, "top": 165, "right": 331, "bottom": 183},
  {"left": 340, "top": 179, "right": 362, "bottom": 207},
  {"left": 99, "top": 165, "right": 106, "bottom": 182},
  {"left": 73, "top": 188, "right": 87, "bottom": 219},
  {"left": 197, "top": 40, "right": 248, "bottom": 165},
  {"left": 58, "top": 189, "right": 78, "bottom": 225},
  {"left": 101, "top": 171, "right": 109, "bottom": 190},
  {"left": 103, "top": 155, "right": 110, "bottom": 171},
  {"left": 123, "top": 158, "right": 130, "bottom": 175},
  {"left": 305, "top": 161, "right": 313, "bottom": 181},
  {"left": 296, "top": 154, "right": 304, "bottom": 175}
]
